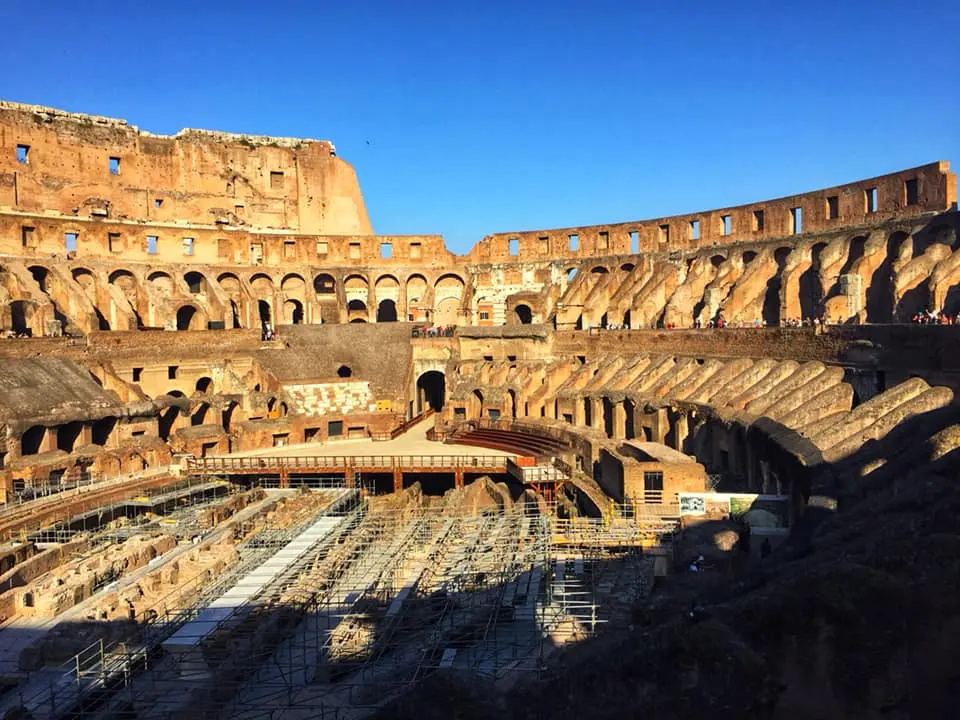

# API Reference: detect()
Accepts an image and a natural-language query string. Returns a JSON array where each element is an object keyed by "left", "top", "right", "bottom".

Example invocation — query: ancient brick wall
[{"left": 0, "top": 101, "right": 370, "bottom": 235}]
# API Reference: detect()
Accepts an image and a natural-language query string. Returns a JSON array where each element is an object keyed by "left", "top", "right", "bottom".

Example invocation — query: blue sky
[{"left": 1, "top": 0, "right": 957, "bottom": 253}]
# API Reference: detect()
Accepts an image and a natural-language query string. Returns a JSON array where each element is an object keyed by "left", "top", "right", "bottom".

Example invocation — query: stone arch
[
  {"left": 283, "top": 298, "right": 304, "bottom": 324},
  {"left": 258, "top": 299, "right": 272, "bottom": 326},
  {"left": 191, "top": 403, "right": 210, "bottom": 426},
  {"left": 839, "top": 236, "right": 868, "bottom": 276},
  {"left": 416, "top": 370, "right": 445, "bottom": 412},
  {"left": 376, "top": 299, "right": 398, "bottom": 322},
  {"left": 176, "top": 305, "right": 201, "bottom": 331},
  {"left": 515, "top": 304, "right": 533, "bottom": 324},
  {"left": 71, "top": 267, "right": 96, "bottom": 288},
  {"left": 913, "top": 223, "right": 957, "bottom": 258},
  {"left": 250, "top": 273, "right": 274, "bottom": 299},
  {"left": 566, "top": 267, "right": 579, "bottom": 282},
  {"left": 347, "top": 298, "right": 368, "bottom": 322},
  {"left": 434, "top": 274, "right": 464, "bottom": 326},
  {"left": 221, "top": 401, "right": 238, "bottom": 432},
  {"left": 184, "top": 271, "right": 207, "bottom": 295},
  {"left": 710, "top": 254, "right": 726, "bottom": 267},
  {"left": 217, "top": 272, "right": 242, "bottom": 292},
  {"left": 158, "top": 407, "right": 179, "bottom": 441},
  {"left": 9, "top": 300, "right": 36, "bottom": 335},
  {"left": 313, "top": 273, "right": 336, "bottom": 295},
  {"left": 147, "top": 271, "right": 174, "bottom": 294},
  {"left": 21, "top": 425, "right": 45, "bottom": 455},
  {"left": 91, "top": 417, "right": 116, "bottom": 446},
  {"left": 743, "top": 251, "right": 757, "bottom": 265},
  {"left": 762, "top": 247, "right": 792, "bottom": 326},
  {"left": 619, "top": 263, "right": 635, "bottom": 272},
  {"left": 472, "top": 389, "right": 484, "bottom": 419},
  {"left": 867, "top": 231, "right": 908, "bottom": 323},
  {"left": 195, "top": 376, "right": 213, "bottom": 393},
  {"left": 27, "top": 265, "right": 50, "bottom": 292},
  {"left": 590, "top": 266, "right": 609, "bottom": 274},
  {"left": 109, "top": 268, "right": 137, "bottom": 286},
  {"left": 406, "top": 274, "right": 428, "bottom": 320},
  {"left": 281, "top": 273, "right": 306, "bottom": 292},
  {"left": 57, "top": 421, "right": 83, "bottom": 452},
  {"left": 800, "top": 243, "right": 828, "bottom": 321}
]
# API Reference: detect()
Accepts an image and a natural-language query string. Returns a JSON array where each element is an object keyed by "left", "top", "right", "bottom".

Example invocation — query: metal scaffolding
[{"left": 2, "top": 482, "right": 672, "bottom": 720}]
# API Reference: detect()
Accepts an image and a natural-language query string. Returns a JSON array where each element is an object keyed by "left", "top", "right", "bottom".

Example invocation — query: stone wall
[{"left": 0, "top": 101, "right": 370, "bottom": 235}]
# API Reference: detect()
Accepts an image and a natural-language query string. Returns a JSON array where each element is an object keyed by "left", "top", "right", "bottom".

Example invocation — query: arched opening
[
  {"left": 743, "top": 251, "right": 757, "bottom": 265},
  {"left": 21, "top": 425, "right": 45, "bottom": 455},
  {"left": 222, "top": 402, "right": 237, "bottom": 432},
  {"left": 9, "top": 300, "right": 32, "bottom": 335},
  {"left": 347, "top": 299, "right": 368, "bottom": 322},
  {"left": 507, "top": 389, "right": 517, "bottom": 419},
  {"left": 620, "top": 263, "right": 635, "bottom": 273},
  {"left": 283, "top": 299, "right": 304, "bottom": 324},
  {"left": 176, "top": 305, "right": 197, "bottom": 331},
  {"left": 867, "top": 232, "right": 907, "bottom": 323},
  {"left": 472, "top": 389, "right": 484, "bottom": 419},
  {"left": 195, "top": 377, "right": 213, "bottom": 393},
  {"left": 566, "top": 268, "right": 579, "bottom": 282},
  {"left": 434, "top": 274, "right": 465, "bottom": 326},
  {"left": 258, "top": 300, "right": 272, "bottom": 327},
  {"left": 147, "top": 271, "right": 174, "bottom": 294},
  {"left": 191, "top": 403, "right": 210, "bottom": 426},
  {"left": 406, "top": 275, "right": 428, "bottom": 321},
  {"left": 28, "top": 266, "right": 49, "bottom": 292},
  {"left": 109, "top": 269, "right": 136, "bottom": 285},
  {"left": 184, "top": 271, "right": 206, "bottom": 294},
  {"left": 711, "top": 255, "right": 725, "bottom": 268},
  {"left": 350, "top": 318, "right": 367, "bottom": 323},
  {"left": 337, "top": 365, "right": 353, "bottom": 378},
  {"left": 514, "top": 304, "right": 533, "bottom": 324},
  {"left": 624, "top": 398, "right": 636, "bottom": 439},
  {"left": 158, "top": 407, "right": 178, "bottom": 441},
  {"left": 590, "top": 266, "right": 609, "bottom": 274},
  {"left": 91, "top": 417, "right": 116, "bottom": 446},
  {"left": 376, "top": 299, "right": 398, "bottom": 322},
  {"left": 314, "top": 273, "right": 336, "bottom": 295},
  {"left": 799, "top": 243, "right": 827, "bottom": 321},
  {"left": 57, "top": 421, "right": 83, "bottom": 452},
  {"left": 602, "top": 397, "right": 614, "bottom": 437},
  {"left": 416, "top": 371, "right": 445, "bottom": 413},
  {"left": 762, "top": 247, "right": 792, "bottom": 326},
  {"left": 622, "top": 309, "right": 631, "bottom": 328}
]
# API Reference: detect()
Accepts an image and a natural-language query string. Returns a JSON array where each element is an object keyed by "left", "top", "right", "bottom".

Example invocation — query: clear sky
[{"left": 1, "top": 0, "right": 957, "bottom": 253}]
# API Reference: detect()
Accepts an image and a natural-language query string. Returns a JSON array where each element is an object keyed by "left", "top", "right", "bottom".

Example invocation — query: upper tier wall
[
  {"left": 467, "top": 162, "right": 957, "bottom": 263},
  {"left": 0, "top": 101, "right": 371, "bottom": 236}
]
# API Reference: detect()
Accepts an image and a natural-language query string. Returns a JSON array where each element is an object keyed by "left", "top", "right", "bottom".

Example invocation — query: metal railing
[{"left": 186, "top": 454, "right": 508, "bottom": 473}]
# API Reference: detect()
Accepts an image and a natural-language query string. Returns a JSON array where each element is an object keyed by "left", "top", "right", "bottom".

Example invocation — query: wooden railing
[{"left": 371, "top": 408, "right": 436, "bottom": 442}]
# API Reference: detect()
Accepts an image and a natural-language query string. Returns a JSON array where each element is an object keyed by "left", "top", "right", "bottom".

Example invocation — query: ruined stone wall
[
  {"left": 467, "top": 162, "right": 956, "bottom": 262},
  {"left": 0, "top": 101, "right": 371, "bottom": 235}
]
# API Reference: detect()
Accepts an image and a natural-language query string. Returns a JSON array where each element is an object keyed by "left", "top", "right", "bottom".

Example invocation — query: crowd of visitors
[
  {"left": 911, "top": 309, "right": 958, "bottom": 324},
  {"left": 411, "top": 325, "right": 456, "bottom": 337}
]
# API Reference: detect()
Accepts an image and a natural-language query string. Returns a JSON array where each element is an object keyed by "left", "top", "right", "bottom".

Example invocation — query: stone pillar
[
  {"left": 454, "top": 469, "right": 464, "bottom": 489},
  {"left": 613, "top": 402, "right": 627, "bottom": 439},
  {"left": 393, "top": 468, "right": 403, "bottom": 493},
  {"left": 279, "top": 467, "right": 289, "bottom": 489},
  {"left": 673, "top": 413, "right": 689, "bottom": 452},
  {"left": 652, "top": 408, "right": 669, "bottom": 443}
]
